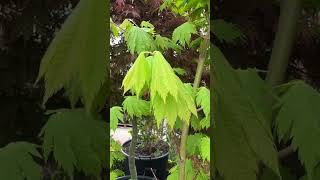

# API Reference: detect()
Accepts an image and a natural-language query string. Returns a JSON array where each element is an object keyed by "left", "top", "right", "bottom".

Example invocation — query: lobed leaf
[
  {"left": 172, "top": 22, "right": 197, "bottom": 47},
  {"left": 125, "top": 26, "right": 155, "bottom": 54},
  {"left": 36, "top": 0, "right": 107, "bottom": 111},
  {"left": 212, "top": 44, "right": 280, "bottom": 180},
  {"left": 40, "top": 109, "right": 107, "bottom": 178},
  {"left": 110, "top": 106, "right": 123, "bottom": 131},
  {"left": 0, "top": 142, "right": 41, "bottom": 180},
  {"left": 122, "top": 96, "right": 151, "bottom": 118},
  {"left": 275, "top": 80, "right": 320, "bottom": 179},
  {"left": 122, "top": 52, "right": 152, "bottom": 97}
]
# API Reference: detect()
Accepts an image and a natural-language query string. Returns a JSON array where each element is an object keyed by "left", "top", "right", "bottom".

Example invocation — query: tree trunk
[
  {"left": 129, "top": 117, "right": 138, "bottom": 180},
  {"left": 266, "top": 0, "right": 302, "bottom": 87},
  {"left": 179, "top": 38, "right": 209, "bottom": 180},
  {"left": 265, "top": 0, "right": 302, "bottom": 166}
]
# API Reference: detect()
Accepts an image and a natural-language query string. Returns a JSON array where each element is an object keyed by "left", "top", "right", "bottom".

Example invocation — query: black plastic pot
[
  {"left": 121, "top": 140, "right": 169, "bottom": 180},
  {"left": 116, "top": 175, "right": 155, "bottom": 180}
]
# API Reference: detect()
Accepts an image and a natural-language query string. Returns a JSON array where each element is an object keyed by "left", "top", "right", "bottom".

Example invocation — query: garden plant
[
  {"left": 212, "top": 0, "right": 320, "bottom": 179},
  {"left": 110, "top": 0, "right": 210, "bottom": 179},
  {"left": 0, "top": 0, "right": 108, "bottom": 179}
]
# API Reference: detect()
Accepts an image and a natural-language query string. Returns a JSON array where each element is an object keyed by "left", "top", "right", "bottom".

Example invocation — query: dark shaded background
[
  {"left": 213, "top": 0, "right": 320, "bottom": 177},
  {"left": 0, "top": 0, "right": 79, "bottom": 148}
]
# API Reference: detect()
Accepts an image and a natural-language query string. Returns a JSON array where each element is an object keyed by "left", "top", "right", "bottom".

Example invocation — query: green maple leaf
[
  {"left": 196, "top": 86, "right": 210, "bottom": 128},
  {"left": 110, "top": 171, "right": 117, "bottom": 180},
  {"left": 110, "top": 139, "right": 124, "bottom": 168},
  {"left": 120, "top": 19, "right": 134, "bottom": 31},
  {"left": 190, "top": 116, "right": 202, "bottom": 131},
  {"left": 35, "top": 0, "right": 107, "bottom": 111},
  {"left": 150, "top": 51, "right": 182, "bottom": 101},
  {"left": 167, "top": 159, "right": 196, "bottom": 180},
  {"left": 125, "top": 26, "right": 155, "bottom": 54},
  {"left": 155, "top": 35, "right": 172, "bottom": 51},
  {"left": 172, "top": 22, "right": 197, "bottom": 47},
  {"left": 140, "top": 21, "right": 155, "bottom": 29},
  {"left": 212, "top": 19, "right": 245, "bottom": 44},
  {"left": 122, "top": 52, "right": 152, "bottom": 97},
  {"left": 110, "top": 170, "right": 124, "bottom": 180},
  {"left": 186, "top": 133, "right": 204, "bottom": 156},
  {"left": 236, "top": 68, "right": 274, "bottom": 128},
  {"left": 173, "top": 67, "right": 187, "bottom": 76},
  {"left": 195, "top": 169, "right": 209, "bottom": 180},
  {"left": 200, "top": 136, "right": 210, "bottom": 161},
  {"left": 0, "top": 142, "right": 41, "bottom": 180},
  {"left": 110, "top": 18, "right": 119, "bottom": 37},
  {"left": 40, "top": 109, "right": 107, "bottom": 178},
  {"left": 150, "top": 51, "right": 197, "bottom": 127},
  {"left": 110, "top": 106, "right": 123, "bottom": 131},
  {"left": 212, "top": 45, "right": 280, "bottom": 180},
  {"left": 122, "top": 96, "right": 151, "bottom": 118},
  {"left": 300, "top": 164, "right": 320, "bottom": 180},
  {"left": 275, "top": 80, "right": 320, "bottom": 180}
]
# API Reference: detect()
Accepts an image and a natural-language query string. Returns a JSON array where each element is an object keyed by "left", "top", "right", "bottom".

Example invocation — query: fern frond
[
  {"left": 40, "top": 109, "right": 107, "bottom": 178},
  {"left": 0, "top": 142, "right": 41, "bottom": 180}
]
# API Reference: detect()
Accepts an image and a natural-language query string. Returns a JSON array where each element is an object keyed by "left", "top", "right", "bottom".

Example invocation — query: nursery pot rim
[
  {"left": 121, "top": 139, "right": 169, "bottom": 160},
  {"left": 116, "top": 175, "right": 155, "bottom": 179}
]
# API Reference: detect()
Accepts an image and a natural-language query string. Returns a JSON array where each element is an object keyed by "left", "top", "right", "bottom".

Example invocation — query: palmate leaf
[
  {"left": 212, "top": 19, "right": 245, "bottom": 44},
  {"left": 0, "top": 142, "right": 41, "bottom": 180},
  {"left": 122, "top": 52, "right": 152, "bottom": 97},
  {"left": 196, "top": 87, "right": 210, "bottom": 128},
  {"left": 122, "top": 51, "right": 196, "bottom": 128},
  {"left": 155, "top": 35, "right": 172, "bottom": 51},
  {"left": 186, "top": 133, "right": 210, "bottom": 161},
  {"left": 110, "top": 169, "right": 124, "bottom": 180},
  {"left": 173, "top": 67, "right": 187, "bottom": 76},
  {"left": 200, "top": 136, "right": 210, "bottom": 161},
  {"left": 300, "top": 164, "right": 320, "bottom": 180},
  {"left": 212, "top": 45, "right": 280, "bottom": 180},
  {"left": 167, "top": 159, "right": 196, "bottom": 180},
  {"left": 110, "top": 139, "right": 124, "bottom": 168},
  {"left": 35, "top": 0, "right": 107, "bottom": 111},
  {"left": 172, "top": 22, "right": 197, "bottom": 47},
  {"left": 275, "top": 80, "right": 320, "bottom": 180},
  {"left": 110, "top": 18, "right": 119, "bottom": 37},
  {"left": 125, "top": 26, "right": 156, "bottom": 54},
  {"left": 150, "top": 52, "right": 197, "bottom": 127},
  {"left": 155, "top": 35, "right": 182, "bottom": 52},
  {"left": 40, "top": 109, "right": 107, "bottom": 178},
  {"left": 236, "top": 69, "right": 274, "bottom": 128},
  {"left": 140, "top": 21, "right": 155, "bottom": 29},
  {"left": 110, "top": 106, "right": 123, "bottom": 131},
  {"left": 122, "top": 96, "right": 151, "bottom": 118},
  {"left": 186, "top": 133, "right": 204, "bottom": 156},
  {"left": 150, "top": 51, "right": 181, "bottom": 101}
]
